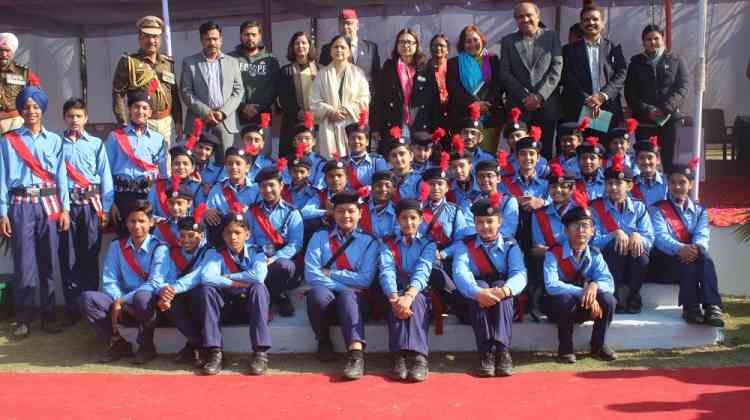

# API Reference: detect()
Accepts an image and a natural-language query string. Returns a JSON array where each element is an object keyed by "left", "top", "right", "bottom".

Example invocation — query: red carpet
[
  {"left": 700, "top": 176, "right": 750, "bottom": 227},
  {"left": 0, "top": 367, "right": 748, "bottom": 419}
]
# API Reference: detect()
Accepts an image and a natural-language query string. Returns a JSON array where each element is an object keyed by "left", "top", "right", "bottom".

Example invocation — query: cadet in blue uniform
[
  {"left": 452, "top": 193, "right": 527, "bottom": 377},
  {"left": 79, "top": 200, "right": 169, "bottom": 364},
  {"left": 543, "top": 203, "right": 618, "bottom": 364},
  {"left": 605, "top": 120, "right": 640, "bottom": 177},
  {"left": 0, "top": 87, "right": 71, "bottom": 339},
  {"left": 648, "top": 163, "right": 724, "bottom": 327},
  {"left": 304, "top": 191, "right": 379, "bottom": 380},
  {"left": 458, "top": 116, "right": 495, "bottom": 167},
  {"left": 107, "top": 90, "right": 167, "bottom": 236},
  {"left": 344, "top": 111, "right": 388, "bottom": 189},
  {"left": 301, "top": 158, "right": 350, "bottom": 235},
  {"left": 410, "top": 130, "right": 439, "bottom": 175},
  {"left": 591, "top": 154, "right": 654, "bottom": 314},
  {"left": 282, "top": 116, "right": 326, "bottom": 189},
  {"left": 148, "top": 146, "right": 201, "bottom": 219},
  {"left": 192, "top": 133, "right": 224, "bottom": 206},
  {"left": 384, "top": 128, "right": 422, "bottom": 203},
  {"left": 552, "top": 120, "right": 587, "bottom": 177},
  {"left": 501, "top": 111, "right": 549, "bottom": 178},
  {"left": 574, "top": 136, "right": 606, "bottom": 202},
  {"left": 447, "top": 135, "right": 481, "bottom": 207},
  {"left": 379, "top": 199, "right": 436, "bottom": 382},
  {"left": 358, "top": 170, "right": 398, "bottom": 239},
  {"left": 238, "top": 120, "right": 275, "bottom": 186},
  {"left": 631, "top": 137, "right": 668, "bottom": 206},
  {"left": 283, "top": 152, "right": 317, "bottom": 210},
  {"left": 250, "top": 164, "right": 304, "bottom": 317},
  {"left": 466, "top": 160, "right": 519, "bottom": 239},
  {"left": 152, "top": 179, "right": 194, "bottom": 247},
  {"left": 59, "top": 98, "right": 113, "bottom": 326}
]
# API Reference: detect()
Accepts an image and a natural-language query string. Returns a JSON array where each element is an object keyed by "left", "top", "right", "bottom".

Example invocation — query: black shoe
[
  {"left": 132, "top": 345, "right": 158, "bottom": 365},
  {"left": 11, "top": 322, "right": 30, "bottom": 340},
  {"left": 200, "top": 349, "right": 223, "bottom": 375},
  {"left": 317, "top": 340, "right": 336, "bottom": 362},
  {"left": 558, "top": 353, "right": 577, "bottom": 364},
  {"left": 476, "top": 350, "right": 495, "bottom": 377},
  {"left": 41, "top": 320, "right": 63, "bottom": 334},
  {"left": 704, "top": 305, "right": 725, "bottom": 327},
  {"left": 626, "top": 300, "right": 643, "bottom": 314},
  {"left": 248, "top": 351, "right": 269, "bottom": 375},
  {"left": 342, "top": 350, "right": 365, "bottom": 380},
  {"left": 174, "top": 342, "right": 200, "bottom": 365},
  {"left": 683, "top": 304, "right": 705, "bottom": 324},
  {"left": 98, "top": 339, "right": 133, "bottom": 363},
  {"left": 408, "top": 354, "right": 429, "bottom": 382},
  {"left": 615, "top": 287, "right": 629, "bottom": 314},
  {"left": 591, "top": 345, "right": 618, "bottom": 361},
  {"left": 62, "top": 312, "right": 81, "bottom": 327},
  {"left": 391, "top": 352, "right": 408, "bottom": 381},
  {"left": 495, "top": 348, "right": 513, "bottom": 377},
  {"left": 278, "top": 294, "right": 295, "bottom": 317}
]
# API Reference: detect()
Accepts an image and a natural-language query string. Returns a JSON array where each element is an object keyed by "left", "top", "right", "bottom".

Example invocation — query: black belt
[
  {"left": 114, "top": 177, "right": 152, "bottom": 190},
  {"left": 70, "top": 184, "right": 101, "bottom": 200},
  {"left": 10, "top": 186, "right": 56, "bottom": 198}
]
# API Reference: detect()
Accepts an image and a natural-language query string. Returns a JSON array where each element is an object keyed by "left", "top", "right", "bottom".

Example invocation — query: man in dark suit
[
  {"left": 500, "top": 2, "right": 563, "bottom": 159},
  {"left": 562, "top": 5, "right": 627, "bottom": 127}
]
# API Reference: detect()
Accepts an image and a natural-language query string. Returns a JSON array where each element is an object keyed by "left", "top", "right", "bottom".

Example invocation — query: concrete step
[{"left": 641, "top": 283, "right": 680, "bottom": 308}]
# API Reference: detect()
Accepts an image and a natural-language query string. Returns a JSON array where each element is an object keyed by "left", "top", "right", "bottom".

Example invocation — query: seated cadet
[
  {"left": 452, "top": 193, "right": 527, "bottom": 377},
  {"left": 357, "top": 170, "right": 398, "bottom": 239},
  {"left": 605, "top": 128, "right": 640, "bottom": 178},
  {"left": 191, "top": 132, "right": 224, "bottom": 206},
  {"left": 379, "top": 199, "right": 437, "bottom": 382},
  {"left": 543, "top": 202, "right": 617, "bottom": 364},
  {"left": 282, "top": 113, "right": 326, "bottom": 189},
  {"left": 153, "top": 178, "right": 194, "bottom": 247},
  {"left": 344, "top": 110, "right": 388, "bottom": 189},
  {"left": 501, "top": 108, "right": 549, "bottom": 178},
  {"left": 238, "top": 114, "right": 275, "bottom": 186},
  {"left": 304, "top": 191, "right": 379, "bottom": 380},
  {"left": 106, "top": 88, "right": 167, "bottom": 236},
  {"left": 552, "top": 118, "right": 589, "bottom": 177},
  {"left": 1, "top": 87, "right": 71, "bottom": 338},
  {"left": 384, "top": 127, "right": 422, "bottom": 203},
  {"left": 648, "top": 162, "right": 724, "bottom": 327},
  {"left": 283, "top": 145, "right": 318, "bottom": 210},
  {"left": 155, "top": 206, "right": 211, "bottom": 366},
  {"left": 79, "top": 200, "right": 169, "bottom": 364},
  {"left": 467, "top": 160, "right": 519, "bottom": 239},
  {"left": 410, "top": 129, "right": 442, "bottom": 175},
  {"left": 591, "top": 154, "right": 654, "bottom": 314},
  {"left": 301, "top": 158, "right": 350, "bottom": 234},
  {"left": 527, "top": 165, "right": 582, "bottom": 320},
  {"left": 250, "top": 163, "right": 304, "bottom": 317},
  {"left": 447, "top": 135, "right": 481, "bottom": 206},
  {"left": 631, "top": 136, "right": 668, "bottom": 206},
  {"left": 60, "top": 97, "right": 113, "bottom": 326},
  {"left": 459, "top": 106, "right": 494, "bottom": 165},
  {"left": 173, "top": 211, "right": 272, "bottom": 375},
  {"left": 148, "top": 147, "right": 201, "bottom": 219},
  {"left": 574, "top": 136, "right": 606, "bottom": 202}
]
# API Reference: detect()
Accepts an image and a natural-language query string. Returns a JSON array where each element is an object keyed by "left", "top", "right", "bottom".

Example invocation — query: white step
[{"left": 641, "top": 283, "right": 680, "bottom": 308}]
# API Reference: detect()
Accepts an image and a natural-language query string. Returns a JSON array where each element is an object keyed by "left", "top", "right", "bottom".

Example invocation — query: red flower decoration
[
  {"left": 193, "top": 203, "right": 207, "bottom": 225},
  {"left": 625, "top": 118, "right": 639, "bottom": 136},
  {"left": 578, "top": 117, "right": 591, "bottom": 132},
  {"left": 549, "top": 163, "right": 564, "bottom": 178},
  {"left": 530, "top": 126, "right": 542, "bottom": 142},
  {"left": 572, "top": 190, "right": 589, "bottom": 209}
]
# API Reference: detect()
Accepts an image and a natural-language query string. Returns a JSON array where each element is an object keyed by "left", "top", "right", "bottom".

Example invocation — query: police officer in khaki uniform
[
  {"left": 0, "top": 33, "right": 39, "bottom": 134},
  {"left": 112, "top": 16, "right": 182, "bottom": 158}
]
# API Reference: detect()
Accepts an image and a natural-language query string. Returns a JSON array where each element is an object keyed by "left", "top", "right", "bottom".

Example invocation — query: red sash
[
  {"left": 359, "top": 204, "right": 373, "bottom": 234},
  {"left": 156, "top": 221, "right": 179, "bottom": 247},
  {"left": 222, "top": 185, "right": 243, "bottom": 213},
  {"left": 329, "top": 234, "right": 353, "bottom": 270},
  {"left": 384, "top": 237, "right": 405, "bottom": 277},
  {"left": 219, "top": 248, "right": 241, "bottom": 274},
  {"left": 346, "top": 163, "right": 363, "bottom": 190},
  {"left": 591, "top": 199, "right": 619, "bottom": 233},
  {"left": 119, "top": 238, "right": 148, "bottom": 280},
  {"left": 575, "top": 180, "right": 590, "bottom": 203},
  {"left": 112, "top": 128, "right": 158, "bottom": 172},
  {"left": 631, "top": 182, "right": 644, "bottom": 201},
  {"left": 170, "top": 247, "right": 189, "bottom": 272},
  {"left": 535, "top": 209, "right": 557, "bottom": 247},
  {"left": 155, "top": 179, "right": 171, "bottom": 217},
  {"left": 5, "top": 131, "right": 55, "bottom": 183},
  {"left": 550, "top": 246, "right": 583, "bottom": 286},
  {"left": 250, "top": 205, "right": 285, "bottom": 247},
  {"left": 465, "top": 238, "right": 497, "bottom": 278},
  {"left": 281, "top": 185, "right": 292, "bottom": 203},
  {"left": 502, "top": 178, "right": 524, "bottom": 198},
  {"left": 64, "top": 160, "right": 92, "bottom": 189},
  {"left": 392, "top": 187, "right": 401, "bottom": 205},
  {"left": 423, "top": 205, "right": 450, "bottom": 246},
  {"left": 656, "top": 201, "right": 691, "bottom": 243},
  {"left": 446, "top": 190, "right": 456, "bottom": 204},
  {"left": 550, "top": 156, "right": 560, "bottom": 166},
  {"left": 318, "top": 190, "right": 328, "bottom": 209}
]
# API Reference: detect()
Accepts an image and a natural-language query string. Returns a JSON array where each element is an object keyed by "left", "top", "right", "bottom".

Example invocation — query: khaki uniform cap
[{"left": 136, "top": 16, "right": 164, "bottom": 35}]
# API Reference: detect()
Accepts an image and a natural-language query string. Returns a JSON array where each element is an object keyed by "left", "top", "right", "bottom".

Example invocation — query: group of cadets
[{"left": 3, "top": 84, "right": 724, "bottom": 383}]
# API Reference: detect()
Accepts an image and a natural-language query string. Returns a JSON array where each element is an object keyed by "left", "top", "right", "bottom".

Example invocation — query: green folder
[{"left": 579, "top": 107, "right": 612, "bottom": 133}]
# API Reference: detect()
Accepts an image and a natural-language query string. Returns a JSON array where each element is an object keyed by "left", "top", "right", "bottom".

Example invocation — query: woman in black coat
[
  {"left": 374, "top": 28, "right": 440, "bottom": 151},
  {"left": 625, "top": 24, "right": 688, "bottom": 173},
  {"left": 276, "top": 31, "right": 319, "bottom": 158},
  {"left": 446, "top": 25, "right": 504, "bottom": 152}
]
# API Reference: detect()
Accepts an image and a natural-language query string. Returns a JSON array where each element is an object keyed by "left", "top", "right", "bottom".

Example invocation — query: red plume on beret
[
  {"left": 510, "top": 107, "right": 522, "bottom": 124},
  {"left": 148, "top": 78, "right": 159, "bottom": 97},
  {"left": 193, "top": 203, "right": 207, "bottom": 225},
  {"left": 358, "top": 109, "right": 368, "bottom": 129},
  {"left": 549, "top": 163, "right": 564, "bottom": 178},
  {"left": 432, "top": 127, "right": 446, "bottom": 144},
  {"left": 451, "top": 134, "right": 465, "bottom": 156},
  {"left": 27, "top": 71, "right": 41, "bottom": 87},
  {"left": 357, "top": 186, "right": 370, "bottom": 199},
  {"left": 277, "top": 158, "right": 288, "bottom": 173},
  {"left": 625, "top": 118, "right": 638, "bottom": 136},
  {"left": 649, "top": 136, "right": 659, "bottom": 148},
  {"left": 229, "top": 200, "right": 244, "bottom": 215},
  {"left": 303, "top": 112, "right": 314, "bottom": 130},
  {"left": 331, "top": 151, "right": 340, "bottom": 162},
  {"left": 585, "top": 136, "right": 599, "bottom": 147},
  {"left": 184, "top": 117, "right": 203, "bottom": 151},
  {"left": 439, "top": 151, "right": 450, "bottom": 172},
  {"left": 530, "top": 126, "right": 542, "bottom": 142},
  {"left": 389, "top": 126, "right": 402, "bottom": 140},
  {"left": 572, "top": 190, "right": 589, "bottom": 210},
  {"left": 245, "top": 143, "right": 259, "bottom": 156},
  {"left": 170, "top": 175, "right": 181, "bottom": 199},
  {"left": 577, "top": 117, "right": 591, "bottom": 132},
  {"left": 489, "top": 191, "right": 502, "bottom": 209},
  {"left": 259, "top": 113, "right": 271, "bottom": 129},
  {"left": 497, "top": 150, "right": 509, "bottom": 169},
  {"left": 468, "top": 102, "right": 481, "bottom": 122},
  {"left": 294, "top": 142, "right": 307, "bottom": 160},
  {"left": 611, "top": 153, "right": 625, "bottom": 172},
  {"left": 688, "top": 157, "right": 700, "bottom": 171},
  {"left": 419, "top": 181, "right": 430, "bottom": 202}
]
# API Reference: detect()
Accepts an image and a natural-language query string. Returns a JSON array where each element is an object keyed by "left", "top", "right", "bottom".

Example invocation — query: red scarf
[
  {"left": 329, "top": 234, "right": 353, "bottom": 270},
  {"left": 119, "top": 238, "right": 148, "bottom": 280},
  {"left": 550, "top": 246, "right": 583, "bottom": 286},
  {"left": 112, "top": 128, "right": 158, "bottom": 172},
  {"left": 502, "top": 178, "right": 524, "bottom": 198},
  {"left": 534, "top": 209, "right": 557, "bottom": 247},
  {"left": 656, "top": 201, "right": 691, "bottom": 243},
  {"left": 250, "top": 204, "right": 285, "bottom": 247},
  {"left": 591, "top": 199, "right": 619, "bottom": 233}
]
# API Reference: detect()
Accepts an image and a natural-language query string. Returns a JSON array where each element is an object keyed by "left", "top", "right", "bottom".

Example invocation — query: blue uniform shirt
[
  {"left": 100, "top": 234, "right": 170, "bottom": 303},
  {"left": 576, "top": 170, "right": 606, "bottom": 201},
  {"left": 531, "top": 202, "right": 574, "bottom": 247},
  {"left": 551, "top": 154, "right": 581, "bottom": 178},
  {"left": 448, "top": 177, "right": 481, "bottom": 208},
  {"left": 194, "top": 160, "right": 225, "bottom": 205},
  {"left": 463, "top": 191, "right": 520, "bottom": 239},
  {"left": 206, "top": 178, "right": 259, "bottom": 214},
  {"left": 392, "top": 170, "right": 422, "bottom": 202},
  {"left": 301, "top": 187, "right": 345, "bottom": 220},
  {"left": 591, "top": 196, "right": 655, "bottom": 250},
  {"left": 147, "top": 178, "right": 201, "bottom": 219},
  {"left": 286, "top": 182, "right": 317, "bottom": 210},
  {"left": 152, "top": 218, "right": 181, "bottom": 246},
  {"left": 500, "top": 173, "right": 550, "bottom": 201},
  {"left": 452, "top": 235, "right": 527, "bottom": 299},
  {"left": 631, "top": 173, "right": 668, "bottom": 207},
  {"left": 0, "top": 127, "right": 71, "bottom": 217},
  {"left": 246, "top": 199, "right": 304, "bottom": 260},
  {"left": 245, "top": 155, "right": 276, "bottom": 186},
  {"left": 649, "top": 196, "right": 710, "bottom": 255},
  {"left": 411, "top": 159, "right": 437, "bottom": 176},
  {"left": 379, "top": 233, "right": 436, "bottom": 295},
  {"left": 345, "top": 153, "right": 389, "bottom": 189},
  {"left": 191, "top": 244, "right": 269, "bottom": 289},
  {"left": 304, "top": 227, "right": 379, "bottom": 291},
  {"left": 163, "top": 245, "right": 211, "bottom": 294},
  {"left": 504, "top": 155, "right": 550, "bottom": 178},
  {"left": 105, "top": 124, "right": 167, "bottom": 181},
  {"left": 418, "top": 198, "right": 471, "bottom": 257},
  {"left": 543, "top": 240, "right": 614, "bottom": 296},
  {"left": 368, "top": 199, "right": 398, "bottom": 239},
  {"left": 61, "top": 130, "right": 114, "bottom": 212},
  {"left": 470, "top": 148, "right": 494, "bottom": 165},
  {"left": 282, "top": 152, "right": 326, "bottom": 189}
]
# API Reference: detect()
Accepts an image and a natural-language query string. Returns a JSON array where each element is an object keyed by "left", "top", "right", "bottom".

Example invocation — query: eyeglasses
[
  {"left": 570, "top": 221, "right": 593, "bottom": 230},
  {"left": 398, "top": 40, "right": 417, "bottom": 46}
]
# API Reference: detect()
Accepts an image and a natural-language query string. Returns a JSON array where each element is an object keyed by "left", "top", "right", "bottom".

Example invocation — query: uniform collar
[
  {"left": 333, "top": 226, "right": 357, "bottom": 242},
  {"left": 63, "top": 129, "right": 93, "bottom": 142},
  {"left": 669, "top": 194, "right": 695, "bottom": 213},
  {"left": 397, "top": 231, "right": 424, "bottom": 245},
  {"left": 478, "top": 235, "right": 506, "bottom": 252},
  {"left": 17, "top": 126, "right": 51, "bottom": 139},
  {"left": 562, "top": 240, "right": 591, "bottom": 262},
  {"left": 126, "top": 123, "right": 153, "bottom": 137},
  {"left": 348, "top": 152, "right": 371, "bottom": 164},
  {"left": 127, "top": 234, "right": 154, "bottom": 252},
  {"left": 605, "top": 196, "right": 634, "bottom": 213}
]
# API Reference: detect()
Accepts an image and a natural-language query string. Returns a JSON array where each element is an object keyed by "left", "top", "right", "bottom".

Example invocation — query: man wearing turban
[{"left": 0, "top": 33, "right": 41, "bottom": 134}]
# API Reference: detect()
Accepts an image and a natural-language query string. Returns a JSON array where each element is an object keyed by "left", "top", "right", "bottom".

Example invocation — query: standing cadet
[
  {"left": 304, "top": 191, "right": 379, "bottom": 380},
  {"left": 148, "top": 147, "right": 201, "bottom": 219},
  {"left": 452, "top": 193, "right": 527, "bottom": 377},
  {"left": 112, "top": 16, "right": 182, "bottom": 151},
  {"left": 281, "top": 114, "right": 327, "bottom": 189},
  {"left": 465, "top": 159, "right": 519, "bottom": 239},
  {"left": 283, "top": 149, "right": 318, "bottom": 210},
  {"left": 574, "top": 136, "right": 606, "bottom": 202},
  {"left": 344, "top": 110, "right": 388, "bottom": 190},
  {"left": 59, "top": 98, "right": 113, "bottom": 326},
  {"left": 238, "top": 115, "right": 275, "bottom": 186},
  {"left": 358, "top": 170, "right": 398, "bottom": 239},
  {"left": 385, "top": 128, "right": 423, "bottom": 204},
  {"left": 631, "top": 136, "right": 668, "bottom": 206},
  {"left": 192, "top": 133, "right": 224, "bottom": 206},
  {"left": 0, "top": 87, "right": 70, "bottom": 339},
  {"left": 447, "top": 135, "right": 481, "bottom": 207},
  {"left": 0, "top": 33, "right": 41, "bottom": 134},
  {"left": 501, "top": 109, "right": 549, "bottom": 178}
]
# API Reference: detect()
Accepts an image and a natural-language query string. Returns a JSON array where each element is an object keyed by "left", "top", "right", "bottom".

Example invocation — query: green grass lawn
[{"left": 1, "top": 297, "right": 749, "bottom": 376}]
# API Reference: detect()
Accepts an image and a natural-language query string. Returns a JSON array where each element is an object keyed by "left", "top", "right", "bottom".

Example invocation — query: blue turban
[{"left": 15, "top": 86, "right": 48, "bottom": 114}]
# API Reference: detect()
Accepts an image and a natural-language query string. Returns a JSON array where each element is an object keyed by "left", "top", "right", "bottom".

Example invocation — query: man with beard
[{"left": 0, "top": 33, "right": 41, "bottom": 134}]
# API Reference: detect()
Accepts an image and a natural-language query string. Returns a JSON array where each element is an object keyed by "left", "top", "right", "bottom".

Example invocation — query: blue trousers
[
  {"left": 59, "top": 203, "right": 102, "bottom": 315},
  {"left": 466, "top": 280, "right": 515, "bottom": 353},
  {"left": 192, "top": 284, "right": 271, "bottom": 351},
  {"left": 651, "top": 249, "right": 722, "bottom": 306},
  {"left": 10, "top": 203, "right": 60, "bottom": 324},
  {"left": 546, "top": 290, "right": 616, "bottom": 355},
  {"left": 386, "top": 291, "right": 430, "bottom": 356},
  {"left": 266, "top": 258, "right": 300, "bottom": 301},
  {"left": 306, "top": 286, "right": 366, "bottom": 348},
  {"left": 79, "top": 290, "right": 158, "bottom": 347},
  {"left": 601, "top": 242, "right": 648, "bottom": 304},
  {"left": 162, "top": 290, "right": 202, "bottom": 345}
]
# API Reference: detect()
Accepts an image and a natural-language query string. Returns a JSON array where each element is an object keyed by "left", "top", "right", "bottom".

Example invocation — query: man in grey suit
[
  {"left": 500, "top": 2, "right": 563, "bottom": 158},
  {"left": 180, "top": 21, "right": 245, "bottom": 164}
]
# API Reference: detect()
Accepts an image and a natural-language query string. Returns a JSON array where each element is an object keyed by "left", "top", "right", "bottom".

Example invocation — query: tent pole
[
  {"left": 692, "top": 0, "right": 708, "bottom": 201},
  {"left": 79, "top": 37, "right": 87, "bottom": 103},
  {"left": 665, "top": 0, "right": 673, "bottom": 50},
  {"left": 161, "top": 0, "right": 173, "bottom": 56},
  {"left": 262, "top": 0, "right": 272, "bottom": 50}
]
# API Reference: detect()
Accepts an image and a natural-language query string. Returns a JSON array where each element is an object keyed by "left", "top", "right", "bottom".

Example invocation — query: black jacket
[
  {"left": 276, "top": 61, "right": 317, "bottom": 156},
  {"left": 375, "top": 58, "right": 440, "bottom": 134},
  {"left": 445, "top": 54, "right": 504, "bottom": 130},
  {"left": 625, "top": 50, "right": 688, "bottom": 122},
  {"left": 227, "top": 45, "right": 280, "bottom": 125}
]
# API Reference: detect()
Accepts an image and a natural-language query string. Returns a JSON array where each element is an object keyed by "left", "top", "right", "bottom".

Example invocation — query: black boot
[
  {"left": 408, "top": 353, "right": 429, "bottom": 382},
  {"left": 342, "top": 349, "right": 365, "bottom": 380},
  {"left": 495, "top": 347, "right": 513, "bottom": 377},
  {"left": 174, "top": 341, "right": 200, "bottom": 365},
  {"left": 682, "top": 304, "right": 705, "bottom": 324},
  {"left": 248, "top": 351, "right": 269, "bottom": 375},
  {"left": 391, "top": 352, "right": 408, "bottom": 381},
  {"left": 476, "top": 350, "right": 495, "bottom": 377},
  {"left": 591, "top": 345, "right": 618, "bottom": 361},
  {"left": 98, "top": 338, "right": 133, "bottom": 363},
  {"left": 704, "top": 305, "right": 725, "bottom": 327},
  {"left": 615, "top": 287, "right": 629, "bottom": 314},
  {"left": 132, "top": 344, "right": 158, "bottom": 365},
  {"left": 11, "top": 322, "right": 30, "bottom": 340},
  {"left": 277, "top": 294, "right": 295, "bottom": 317},
  {"left": 201, "top": 348, "right": 223, "bottom": 375}
]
